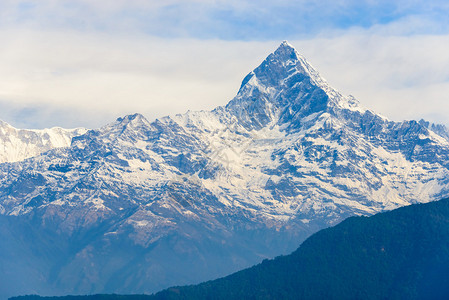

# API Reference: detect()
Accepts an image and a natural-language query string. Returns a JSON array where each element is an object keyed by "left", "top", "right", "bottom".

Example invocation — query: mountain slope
[
  {"left": 149, "top": 197, "right": 449, "bottom": 300},
  {"left": 0, "top": 120, "right": 87, "bottom": 163},
  {"left": 2, "top": 41, "right": 449, "bottom": 298},
  {"left": 12, "top": 198, "right": 449, "bottom": 300}
]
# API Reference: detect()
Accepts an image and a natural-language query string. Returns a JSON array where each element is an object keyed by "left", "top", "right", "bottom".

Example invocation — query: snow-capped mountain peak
[
  {"left": 226, "top": 42, "right": 365, "bottom": 130},
  {"left": 235, "top": 40, "right": 323, "bottom": 93},
  {"left": 116, "top": 113, "right": 150, "bottom": 127}
]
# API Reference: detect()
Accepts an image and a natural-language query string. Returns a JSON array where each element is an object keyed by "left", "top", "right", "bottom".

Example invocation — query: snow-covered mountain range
[
  {"left": 1, "top": 41, "right": 449, "bottom": 298},
  {"left": 0, "top": 121, "right": 86, "bottom": 163}
]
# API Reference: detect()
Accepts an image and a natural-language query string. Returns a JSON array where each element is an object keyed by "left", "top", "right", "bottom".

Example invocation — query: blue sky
[
  {"left": 6, "top": 1, "right": 449, "bottom": 38},
  {"left": 0, "top": 0, "right": 449, "bottom": 128}
]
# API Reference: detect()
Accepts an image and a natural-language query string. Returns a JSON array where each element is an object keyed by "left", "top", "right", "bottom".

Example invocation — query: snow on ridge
[{"left": 0, "top": 120, "right": 87, "bottom": 163}]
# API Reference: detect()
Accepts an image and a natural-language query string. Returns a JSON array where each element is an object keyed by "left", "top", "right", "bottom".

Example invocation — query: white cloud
[
  {"left": 0, "top": 29, "right": 275, "bottom": 128},
  {"left": 0, "top": 7, "right": 448, "bottom": 129}
]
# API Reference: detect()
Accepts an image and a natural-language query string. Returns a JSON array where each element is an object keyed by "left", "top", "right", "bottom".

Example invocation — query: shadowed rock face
[{"left": 2, "top": 41, "right": 449, "bottom": 298}]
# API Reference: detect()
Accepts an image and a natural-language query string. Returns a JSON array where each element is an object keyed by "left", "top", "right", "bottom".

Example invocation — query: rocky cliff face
[{"left": 1, "top": 41, "right": 449, "bottom": 298}]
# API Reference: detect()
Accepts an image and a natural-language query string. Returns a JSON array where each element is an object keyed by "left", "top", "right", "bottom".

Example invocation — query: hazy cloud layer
[
  {"left": 295, "top": 33, "right": 449, "bottom": 125},
  {"left": 1, "top": 1, "right": 448, "bottom": 38},
  {"left": 0, "top": 30, "right": 276, "bottom": 128},
  {"left": 0, "top": 1, "right": 448, "bottom": 129}
]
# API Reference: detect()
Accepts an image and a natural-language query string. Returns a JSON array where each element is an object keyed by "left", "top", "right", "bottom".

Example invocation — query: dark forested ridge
[
  {"left": 8, "top": 295, "right": 150, "bottom": 300},
  {"left": 11, "top": 198, "right": 449, "bottom": 300}
]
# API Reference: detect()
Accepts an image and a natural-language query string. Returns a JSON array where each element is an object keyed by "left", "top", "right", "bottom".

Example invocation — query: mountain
[
  {"left": 0, "top": 120, "right": 87, "bottom": 163},
  {"left": 12, "top": 198, "right": 449, "bottom": 300},
  {"left": 2, "top": 41, "right": 449, "bottom": 298}
]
